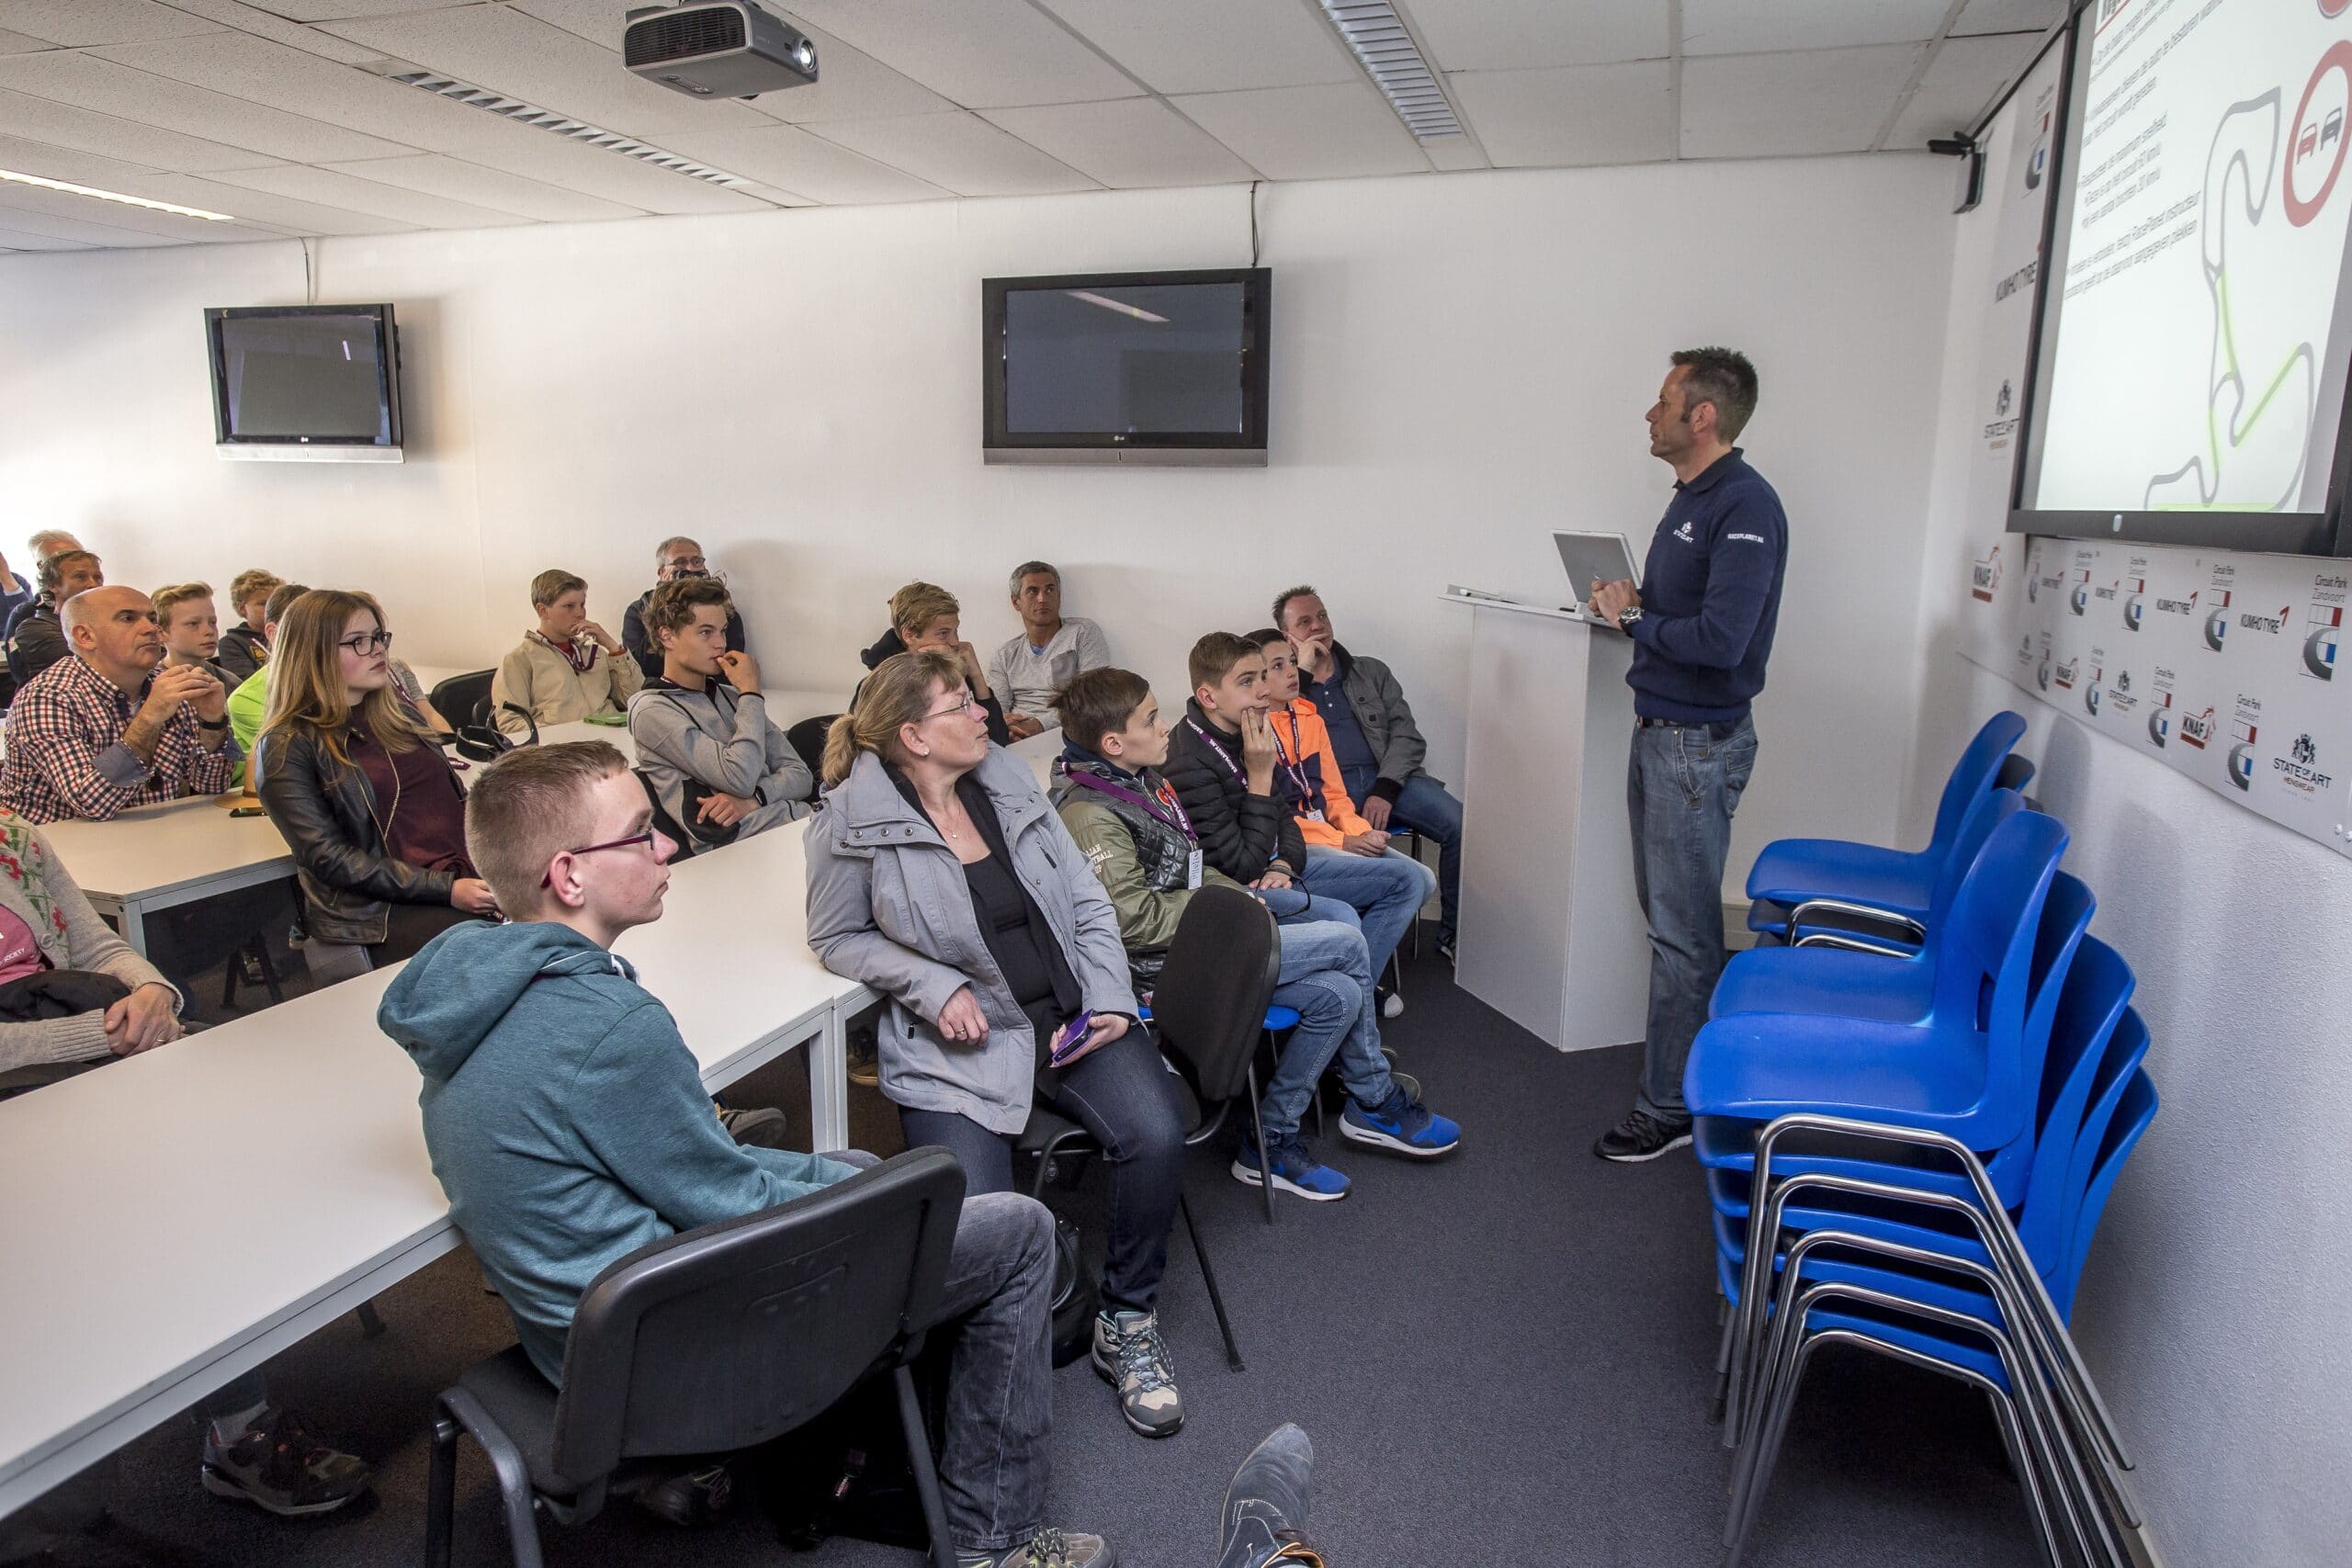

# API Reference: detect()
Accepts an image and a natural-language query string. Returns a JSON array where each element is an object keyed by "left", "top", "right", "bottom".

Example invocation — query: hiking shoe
[
  {"left": 199, "top": 1406, "right": 373, "bottom": 1517},
  {"left": 1340, "top": 1085, "right": 1460, "bottom": 1157},
  {"left": 957, "top": 1527, "right": 1114, "bottom": 1567},
  {"left": 1231, "top": 1132, "right": 1351, "bottom": 1201},
  {"left": 1092, "top": 1309, "right": 1184, "bottom": 1438},
  {"left": 631, "top": 1460, "right": 734, "bottom": 1528},
  {"left": 1434, "top": 931, "right": 1456, "bottom": 965},
  {"left": 1375, "top": 984, "right": 1404, "bottom": 1020},
  {"left": 1593, "top": 1110, "right": 1692, "bottom": 1163},
  {"left": 717, "top": 1104, "right": 789, "bottom": 1148},
  {"left": 1217, "top": 1424, "right": 1317, "bottom": 1568}
]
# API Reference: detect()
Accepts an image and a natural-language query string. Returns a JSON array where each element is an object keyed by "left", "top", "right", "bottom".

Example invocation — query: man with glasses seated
[{"left": 623, "top": 536, "right": 747, "bottom": 681}]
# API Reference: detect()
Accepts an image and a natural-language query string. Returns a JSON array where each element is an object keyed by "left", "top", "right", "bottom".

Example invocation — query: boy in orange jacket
[{"left": 1249, "top": 628, "right": 1437, "bottom": 1004}]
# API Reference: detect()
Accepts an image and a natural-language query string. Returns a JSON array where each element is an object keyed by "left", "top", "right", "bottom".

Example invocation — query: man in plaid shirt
[{"left": 0, "top": 585, "right": 237, "bottom": 823}]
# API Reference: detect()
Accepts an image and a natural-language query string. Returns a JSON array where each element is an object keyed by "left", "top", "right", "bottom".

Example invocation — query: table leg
[
  {"left": 117, "top": 901, "right": 149, "bottom": 960},
  {"left": 808, "top": 1009, "right": 850, "bottom": 1154}
]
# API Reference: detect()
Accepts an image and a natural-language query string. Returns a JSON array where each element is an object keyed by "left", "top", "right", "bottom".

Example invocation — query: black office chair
[
  {"left": 786, "top": 714, "right": 842, "bottom": 777},
  {"left": 1015, "top": 886, "right": 1283, "bottom": 1371},
  {"left": 428, "top": 669, "right": 496, "bottom": 732},
  {"left": 425, "top": 1149, "right": 967, "bottom": 1568},
  {"left": 631, "top": 769, "right": 697, "bottom": 863}
]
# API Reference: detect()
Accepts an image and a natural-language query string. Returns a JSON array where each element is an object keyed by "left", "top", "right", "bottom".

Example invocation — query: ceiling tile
[
  {"left": 0, "top": 0, "right": 219, "bottom": 47},
  {"left": 252, "top": 1, "right": 481, "bottom": 18},
  {"left": 513, "top": 1, "right": 956, "bottom": 123},
  {"left": 782, "top": 0, "right": 1139, "bottom": 108},
  {"left": 808, "top": 111, "right": 1094, "bottom": 197},
  {"left": 1421, "top": 132, "right": 1491, "bottom": 173},
  {"left": 107, "top": 170, "right": 424, "bottom": 235},
  {"left": 0, "top": 220, "right": 89, "bottom": 248},
  {"left": 1408, "top": 0, "right": 1669, "bottom": 72},
  {"left": 1885, "top": 31, "right": 2041, "bottom": 147},
  {"left": 0, "top": 178, "right": 261, "bottom": 242},
  {"left": 1951, "top": 0, "right": 2067, "bottom": 35},
  {"left": 202, "top": 162, "right": 534, "bottom": 229},
  {"left": 0, "top": 51, "right": 415, "bottom": 163},
  {"left": 0, "top": 28, "right": 49, "bottom": 53},
  {"left": 980, "top": 97, "right": 1253, "bottom": 187},
  {"left": 317, "top": 3, "right": 774, "bottom": 137},
  {"left": 1680, "top": 0, "right": 1951, "bottom": 57},
  {"left": 0, "top": 198, "right": 186, "bottom": 244},
  {"left": 318, "top": 152, "right": 645, "bottom": 222},
  {"left": 1034, "top": 0, "right": 1357, "bottom": 95},
  {"left": 1170, "top": 82, "right": 1429, "bottom": 181},
  {"left": 656, "top": 122, "right": 950, "bottom": 203},
  {"left": 1680, "top": 45, "right": 1925, "bottom": 158},
  {"left": 1447, "top": 60, "right": 1675, "bottom": 167},
  {"left": 0, "top": 85, "right": 281, "bottom": 172},
  {"left": 0, "top": 129, "right": 168, "bottom": 189},
  {"left": 157, "top": 0, "right": 389, "bottom": 64}
]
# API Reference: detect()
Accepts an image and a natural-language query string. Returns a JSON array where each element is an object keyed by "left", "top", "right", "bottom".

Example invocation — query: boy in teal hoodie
[{"left": 379, "top": 741, "right": 1107, "bottom": 1568}]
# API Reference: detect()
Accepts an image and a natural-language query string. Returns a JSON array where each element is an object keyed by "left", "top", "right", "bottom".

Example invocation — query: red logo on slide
[
  {"left": 2324, "top": 0, "right": 2351, "bottom": 18},
  {"left": 2287, "top": 41, "right": 2352, "bottom": 225}
]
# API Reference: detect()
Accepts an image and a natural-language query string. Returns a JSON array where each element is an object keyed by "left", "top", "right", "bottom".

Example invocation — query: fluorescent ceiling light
[
  {"left": 388, "top": 72, "right": 752, "bottom": 187},
  {"left": 1318, "top": 1, "right": 1464, "bottom": 141},
  {"left": 0, "top": 167, "right": 233, "bottom": 221},
  {"left": 1066, "top": 290, "right": 1167, "bottom": 323}
]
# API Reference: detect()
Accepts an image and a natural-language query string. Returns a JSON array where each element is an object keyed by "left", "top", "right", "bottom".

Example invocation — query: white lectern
[{"left": 1444, "top": 587, "right": 1649, "bottom": 1053}]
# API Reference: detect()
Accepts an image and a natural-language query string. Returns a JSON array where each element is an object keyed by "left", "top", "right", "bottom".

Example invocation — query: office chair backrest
[
  {"left": 549, "top": 1147, "right": 965, "bottom": 1488},
  {"left": 2013, "top": 935, "right": 2132, "bottom": 1266},
  {"left": 633, "top": 768, "right": 697, "bottom": 862},
  {"left": 1927, "top": 786, "right": 2023, "bottom": 929},
  {"left": 2051, "top": 1063, "right": 2157, "bottom": 1319},
  {"left": 786, "top": 715, "right": 842, "bottom": 776},
  {"left": 1934, "top": 810, "right": 2067, "bottom": 1125},
  {"left": 1926, "top": 712, "right": 2028, "bottom": 858},
  {"left": 429, "top": 669, "right": 495, "bottom": 730},
  {"left": 1150, "top": 885, "right": 1283, "bottom": 1104}
]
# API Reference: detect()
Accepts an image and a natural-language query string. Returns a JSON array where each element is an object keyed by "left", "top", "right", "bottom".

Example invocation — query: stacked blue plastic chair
[
  {"left": 1686, "top": 806, "right": 2158, "bottom": 1566},
  {"left": 1746, "top": 711, "right": 2027, "bottom": 943}
]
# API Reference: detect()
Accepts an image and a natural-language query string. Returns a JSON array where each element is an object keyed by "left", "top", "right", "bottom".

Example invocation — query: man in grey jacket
[
  {"left": 1272, "top": 587, "right": 1464, "bottom": 961},
  {"left": 627, "top": 577, "right": 813, "bottom": 849}
]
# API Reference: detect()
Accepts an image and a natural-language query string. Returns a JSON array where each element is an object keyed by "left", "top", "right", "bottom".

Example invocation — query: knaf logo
[
  {"left": 2277, "top": 732, "right": 2335, "bottom": 795},
  {"left": 2052, "top": 658, "right": 2079, "bottom": 690},
  {"left": 1972, "top": 543, "right": 2003, "bottom": 603},
  {"left": 2179, "top": 707, "right": 2215, "bottom": 749}
]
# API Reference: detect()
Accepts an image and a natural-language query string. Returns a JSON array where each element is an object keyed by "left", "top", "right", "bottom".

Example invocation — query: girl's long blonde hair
[
  {"left": 259, "top": 589, "right": 430, "bottom": 769},
  {"left": 822, "top": 649, "right": 964, "bottom": 787}
]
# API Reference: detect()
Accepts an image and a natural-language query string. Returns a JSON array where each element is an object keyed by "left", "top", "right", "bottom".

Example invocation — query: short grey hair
[
  {"left": 1271, "top": 584, "right": 1320, "bottom": 628},
  {"left": 654, "top": 536, "right": 701, "bottom": 566},
  {"left": 1008, "top": 560, "right": 1059, "bottom": 596},
  {"left": 27, "top": 529, "right": 79, "bottom": 558}
]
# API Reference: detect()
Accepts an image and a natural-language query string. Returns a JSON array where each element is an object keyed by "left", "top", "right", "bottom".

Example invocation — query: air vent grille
[
  {"left": 387, "top": 71, "right": 752, "bottom": 187},
  {"left": 1319, "top": 2, "right": 1464, "bottom": 141},
  {"left": 624, "top": 6, "right": 747, "bottom": 68}
]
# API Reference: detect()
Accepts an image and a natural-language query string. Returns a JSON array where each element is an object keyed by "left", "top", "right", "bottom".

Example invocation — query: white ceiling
[{"left": 0, "top": 0, "right": 2064, "bottom": 254}]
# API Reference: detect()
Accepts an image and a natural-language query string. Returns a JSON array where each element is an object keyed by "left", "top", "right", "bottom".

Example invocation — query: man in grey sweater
[{"left": 627, "top": 576, "right": 812, "bottom": 849}]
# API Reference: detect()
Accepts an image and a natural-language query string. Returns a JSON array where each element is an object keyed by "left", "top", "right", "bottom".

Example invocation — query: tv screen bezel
[
  {"left": 204, "top": 303, "right": 402, "bottom": 450},
  {"left": 980, "top": 267, "right": 1271, "bottom": 457},
  {"left": 2008, "top": 6, "right": 2352, "bottom": 558}
]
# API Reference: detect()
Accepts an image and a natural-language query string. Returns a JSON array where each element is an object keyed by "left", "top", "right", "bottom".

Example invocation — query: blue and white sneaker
[
  {"left": 1340, "top": 1086, "right": 1461, "bottom": 1158},
  {"left": 1231, "top": 1132, "right": 1351, "bottom": 1201}
]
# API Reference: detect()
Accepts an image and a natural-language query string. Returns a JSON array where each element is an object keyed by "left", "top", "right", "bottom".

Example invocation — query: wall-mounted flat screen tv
[
  {"left": 982, "top": 267, "right": 1271, "bottom": 465},
  {"left": 205, "top": 304, "right": 402, "bottom": 461}
]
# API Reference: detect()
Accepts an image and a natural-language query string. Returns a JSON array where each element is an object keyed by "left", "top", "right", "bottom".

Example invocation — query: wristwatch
[
  {"left": 1616, "top": 605, "right": 1644, "bottom": 634},
  {"left": 198, "top": 716, "right": 230, "bottom": 731}
]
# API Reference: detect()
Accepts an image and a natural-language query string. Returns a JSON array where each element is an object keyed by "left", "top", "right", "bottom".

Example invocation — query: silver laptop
[{"left": 1553, "top": 531, "right": 1642, "bottom": 612}]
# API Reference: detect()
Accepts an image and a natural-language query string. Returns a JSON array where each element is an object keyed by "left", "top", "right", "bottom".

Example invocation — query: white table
[
  {"left": 38, "top": 797, "right": 294, "bottom": 957},
  {"left": 0, "top": 815, "right": 864, "bottom": 1520},
  {"left": 535, "top": 718, "right": 638, "bottom": 765}
]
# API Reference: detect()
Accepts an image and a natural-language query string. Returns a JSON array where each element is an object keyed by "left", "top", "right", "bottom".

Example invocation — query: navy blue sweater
[{"left": 1625, "top": 448, "right": 1788, "bottom": 724}]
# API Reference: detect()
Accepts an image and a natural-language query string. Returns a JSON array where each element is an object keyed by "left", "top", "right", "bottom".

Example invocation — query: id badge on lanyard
[{"left": 1186, "top": 847, "right": 1203, "bottom": 889}]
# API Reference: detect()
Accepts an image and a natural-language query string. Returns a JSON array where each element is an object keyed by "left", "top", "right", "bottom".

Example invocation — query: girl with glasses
[{"left": 255, "top": 590, "right": 498, "bottom": 984}]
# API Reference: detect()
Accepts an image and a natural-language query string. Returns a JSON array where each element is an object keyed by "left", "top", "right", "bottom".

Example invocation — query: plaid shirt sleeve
[{"left": 2, "top": 667, "right": 238, "bottom": 822}]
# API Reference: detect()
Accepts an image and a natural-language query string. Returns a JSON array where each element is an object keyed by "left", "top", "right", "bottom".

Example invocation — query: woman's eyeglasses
[
  {"left": 922, "top": 690, "right": 982, "bottom": 721},
  {"left": 540, "top": 829, "right": 659, "bottom": 887},
  {"left": 337, "top": 631, "right": 395, "bottom": 656}
]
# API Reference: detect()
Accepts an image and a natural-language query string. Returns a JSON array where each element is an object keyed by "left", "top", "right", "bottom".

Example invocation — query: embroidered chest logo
[{"left": 1673, "top": 520, "right": 1695, "bottom": 543}]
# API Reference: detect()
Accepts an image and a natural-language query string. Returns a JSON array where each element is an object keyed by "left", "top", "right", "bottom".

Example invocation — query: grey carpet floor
[{"left": 5, "top": 931, "right": 2037, "bottom": 1568}]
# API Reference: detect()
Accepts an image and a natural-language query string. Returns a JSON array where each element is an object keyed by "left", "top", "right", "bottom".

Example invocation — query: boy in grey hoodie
[{"left": 379, "top": 741, "right": 1107, "bottom": 1568}]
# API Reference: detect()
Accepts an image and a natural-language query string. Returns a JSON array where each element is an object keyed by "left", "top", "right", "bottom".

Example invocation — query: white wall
[
  {"left": 0, "top": 154, "right": 1954, "bottom": 880},
  {"left": 1908, "top": 92, "right": 2352, "bottom": 1568}
]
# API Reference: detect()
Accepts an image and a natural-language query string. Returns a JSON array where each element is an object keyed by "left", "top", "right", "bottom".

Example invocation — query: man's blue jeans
[
  {"left": 1341, "top": 767, "right": 1464, "bottom": 942},
  {"left": 1302, "top": 845, "right": 1436, "bottom": 976},
  {"left": 1258, "top": 904, "right": 1396, "bottom": 1145},
  {"left": 1626, "top": 716, "right": 1758, "bottom": 1127}
]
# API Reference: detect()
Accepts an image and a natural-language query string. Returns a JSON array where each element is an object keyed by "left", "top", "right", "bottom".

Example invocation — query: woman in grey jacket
[
  {"left": 805, "top": 649, "right": 1193, "bottom": 1440},
  {"left": 627, "top": 576, "right": 812, "bottom": 849}
]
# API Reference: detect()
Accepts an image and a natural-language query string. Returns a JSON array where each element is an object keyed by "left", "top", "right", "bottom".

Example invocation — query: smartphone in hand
[{"left": 1047, "top": 1010, "right": 1093, "bottom": 1067}]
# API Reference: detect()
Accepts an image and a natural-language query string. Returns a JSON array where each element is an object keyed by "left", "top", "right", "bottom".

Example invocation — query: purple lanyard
[
  {"left": 1064, "top": 768, "right": 1196, "bottom": 841},
  {"left": 1266, "top": 713, "right": 1316, "bottom": 804}
]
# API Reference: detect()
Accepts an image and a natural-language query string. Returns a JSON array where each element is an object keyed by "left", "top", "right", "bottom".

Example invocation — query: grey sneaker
[
  {"left": 717, "top": 1105, "right": 789, "bottom": 1148},
  {"left": 956, "top": 1527, "right": 1114, "bottom": 1567},
  {"left": 1217, "top": 1424, "right": 1317, "bottom": 1568},
  {"left": 1091, "top": 1308, "right": 1184, "bottom": 1438}
]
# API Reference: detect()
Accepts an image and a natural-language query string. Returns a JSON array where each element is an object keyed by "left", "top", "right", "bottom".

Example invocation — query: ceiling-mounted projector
[{"left": 623, "top": 2, "right": 818, "bottom": 99}]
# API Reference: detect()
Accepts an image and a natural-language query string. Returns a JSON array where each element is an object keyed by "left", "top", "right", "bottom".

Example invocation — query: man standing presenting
[
  {"left": 988, "top": 560, "right": 1110, "bottom": 740},
  {"left": 1588, "top": 347, "right": 1786, "bottom": 1163},
  {"left": 623, "top": 536, "right": 746, "bottom": 680}
]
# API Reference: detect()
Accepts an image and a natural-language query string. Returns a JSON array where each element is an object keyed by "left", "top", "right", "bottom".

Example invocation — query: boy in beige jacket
[{"left": 492, "top": 569, "right": 642, "bottom": 736}]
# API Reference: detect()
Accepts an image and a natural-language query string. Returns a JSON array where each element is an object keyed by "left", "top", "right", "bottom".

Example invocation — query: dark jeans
[
  {"left": 898, "top": 1030, "right": 1187, "bottom": 1314},
  {"left": 1627, "top": 716, "right": 1758, "bottom": 1126},
  {"left": 1343, "top": 765, "right": 1464, "bottom": 942},
  {"left": 831, "top": 1150, "right": 1057, "bottom": 1553}
]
